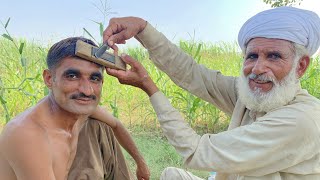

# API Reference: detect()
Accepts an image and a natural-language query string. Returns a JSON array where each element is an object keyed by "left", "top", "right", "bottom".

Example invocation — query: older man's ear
[{"left": 296, "top": 56, "right": 310, "bottom": 78}]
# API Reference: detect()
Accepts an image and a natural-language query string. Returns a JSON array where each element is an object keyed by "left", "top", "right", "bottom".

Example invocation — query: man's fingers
[
  {"left": 106, "top": 68, "right": 125, "bottom": 79},
  {"left": 120, "top": 54, "right": 138, "bottom": 68},
  {"left": 103, "top": 23, "right": 119, "bottom": 45},
  {"left": 108, "top": 30, "right": 130, "bottom": 46}
]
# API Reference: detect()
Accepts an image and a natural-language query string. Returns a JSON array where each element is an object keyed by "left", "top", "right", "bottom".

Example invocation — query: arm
[
  {"left": 150, "top": 93, "right": 320, "bottom": 176},
  {"left": 104, "top": 17, "right": 237, "bottom": 115},
  {"left": 0, "top": 123, "right": 56, "bottom": 180},
  {"left": 106, "top": 54, "right": 320, "bottom": 175},
  {"left": 135, "top": 23, "right": 238, "bottom": 115},
  {"left": 91, "top": 107, "right": 150, "bottom": 180}
]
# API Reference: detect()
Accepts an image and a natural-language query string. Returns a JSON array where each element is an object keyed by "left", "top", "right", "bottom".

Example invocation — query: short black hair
[{"left": 46, "top": 37, "right": 98, "bottom": 70}]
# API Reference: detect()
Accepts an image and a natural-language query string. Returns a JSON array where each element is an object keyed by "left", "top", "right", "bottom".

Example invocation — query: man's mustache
[
  {"left": 248, "top": 73, "right": 274, "bottom": 82},
  {"left": 70, "top": 93, "right": 96, "bottom": 100}
]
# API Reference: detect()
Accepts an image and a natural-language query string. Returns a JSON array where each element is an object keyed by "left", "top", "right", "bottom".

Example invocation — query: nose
[
  {"left": 79, "top": 79, "right": 94, "bottom": 96},
  {"left": 251, "top": 58, "right": 268, "bottom": 75}
]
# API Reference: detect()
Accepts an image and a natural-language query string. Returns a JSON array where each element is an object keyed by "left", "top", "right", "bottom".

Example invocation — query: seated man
[
  {"left": 103, "top": 6, "right": 320, "bottom": 180},
  {"left": 0, "top": 37, "right": 149, "bottom": 180}
]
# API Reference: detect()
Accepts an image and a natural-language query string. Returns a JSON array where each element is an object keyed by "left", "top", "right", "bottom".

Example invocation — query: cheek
[
  {"left": 270, "top": 63, "right": 292, "bottom": 81},
  {"left": 93, "top": 84, "right": 103, "bottom": 96},
  {"left": 55, "top": 81, "right": 80, "bottom": 96},
  {"left": 274, "top": 69, "right": 289, "bottom": 81},
  {"left": 242, "top": 61, "right": 253, "bottom": 76}
]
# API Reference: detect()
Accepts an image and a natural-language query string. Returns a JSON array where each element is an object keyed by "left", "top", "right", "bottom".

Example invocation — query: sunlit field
[{"left": 1, "top": 37, "right": 319, "bottom": 179}]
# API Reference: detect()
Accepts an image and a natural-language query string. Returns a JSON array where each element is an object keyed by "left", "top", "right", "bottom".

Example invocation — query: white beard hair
[{"left": 237, "top": 62, "right": 299, "bottom": 113}]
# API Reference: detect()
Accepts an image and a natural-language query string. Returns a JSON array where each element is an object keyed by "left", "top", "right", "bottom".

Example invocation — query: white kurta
[{"left": 136, "top": 23, "right": 320, "bottom": 180}]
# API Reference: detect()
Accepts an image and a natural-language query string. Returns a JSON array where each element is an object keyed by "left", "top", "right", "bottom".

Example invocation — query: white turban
[{"left": 238, "top": 6, "right": 320, "bottom": 56}]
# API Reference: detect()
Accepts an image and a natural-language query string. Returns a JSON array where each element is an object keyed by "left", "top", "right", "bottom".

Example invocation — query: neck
[{"left": 43, "top": 95, "right": 89, "bottom": 132}]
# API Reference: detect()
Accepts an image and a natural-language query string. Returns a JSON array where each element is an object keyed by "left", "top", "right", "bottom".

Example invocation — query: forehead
[
  {"left": 246, "top": 38, "right": 294, "bottom": 54},
  {"left": 56, "top": 57, "right": 103, "bottom": 74}
]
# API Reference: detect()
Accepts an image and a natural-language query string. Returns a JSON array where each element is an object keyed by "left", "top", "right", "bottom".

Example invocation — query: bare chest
[{"left": 48, "top": 131, "right": 80, "bottom": 180}]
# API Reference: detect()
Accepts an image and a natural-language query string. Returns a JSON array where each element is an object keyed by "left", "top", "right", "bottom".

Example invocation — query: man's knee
[
  {"left": 161, "top": 167, "right": 179, "bottom": 180},
  {"left": 160, "top": 167, "right": 203, "bottom": 180}
]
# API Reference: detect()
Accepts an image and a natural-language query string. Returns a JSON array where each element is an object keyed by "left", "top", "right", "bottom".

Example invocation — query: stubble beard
[{"left": 237, "top": 63, "right": 299, "bottom": 113}]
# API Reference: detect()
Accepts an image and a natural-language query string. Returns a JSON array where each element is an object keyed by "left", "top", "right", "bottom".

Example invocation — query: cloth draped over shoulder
[{"left": 238, "top": 6, "right": 320, "bottom": 56}]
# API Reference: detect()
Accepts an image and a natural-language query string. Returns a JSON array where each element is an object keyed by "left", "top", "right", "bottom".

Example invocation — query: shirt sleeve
[
  {"left": 150, "top": 91, "right": 320, "bottom": 176},
  {"left": 136, "top": 23, "right": 237, "bottom": 115}
]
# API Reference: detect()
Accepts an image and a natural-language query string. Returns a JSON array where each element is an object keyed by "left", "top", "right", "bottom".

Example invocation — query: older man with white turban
[{"left": 100, "top": 6, "right": 320, "bottom": 180}]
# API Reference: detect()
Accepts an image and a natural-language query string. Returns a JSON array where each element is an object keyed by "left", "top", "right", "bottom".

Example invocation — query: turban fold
[{"left": 238, "top": 6, "right": 320, "bottom": 56}]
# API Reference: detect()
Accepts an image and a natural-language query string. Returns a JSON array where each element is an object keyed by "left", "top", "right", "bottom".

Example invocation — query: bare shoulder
[
  {"left": 0, "top": 113, "right": 48, "bottom": 152},
  {"left": 0, "top": 112, "right": 50, "bottom": 161},
  {"left": 0, "top": 113, "right": 56, "bottom": 179}
]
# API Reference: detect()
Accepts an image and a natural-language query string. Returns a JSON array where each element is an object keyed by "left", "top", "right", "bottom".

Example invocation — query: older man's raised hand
[
  {"left": 103, "top": 17, "right": 147, "bottom": 48},
  {"left": 106, "top": 53, "right": 159, "bottom": 97}
]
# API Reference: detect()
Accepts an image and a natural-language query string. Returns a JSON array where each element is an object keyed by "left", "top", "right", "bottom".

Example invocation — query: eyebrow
[
  {"left": 246, "top": 49, "right": 283, "bottom": 55},
  {"left": 266, "top": 50, "right": 282, "bottom": 54},
  {"left": 63, "top": 68, "right": 80, "bottom": 76}
]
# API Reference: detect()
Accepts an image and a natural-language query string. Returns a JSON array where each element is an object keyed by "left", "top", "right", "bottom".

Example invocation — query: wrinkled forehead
[{"left": 245, "top": 38, "right": 295, "bottom": 54}]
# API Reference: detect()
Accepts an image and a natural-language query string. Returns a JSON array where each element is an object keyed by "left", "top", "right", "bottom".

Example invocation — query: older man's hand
[
  {"left": 106, "top": 54, "right": 159, "bottom": 97},
  {"left": 103, "top": 17, "right": 147, "bottom": 49}
]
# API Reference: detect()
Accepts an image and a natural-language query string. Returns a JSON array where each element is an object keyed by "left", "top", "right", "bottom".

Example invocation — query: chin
[
  {"left": 237, "top": 72, "right": 298, "bottom": 112},
  {"left": 63, "top": 103, "right": 97, "bottom": 116}
]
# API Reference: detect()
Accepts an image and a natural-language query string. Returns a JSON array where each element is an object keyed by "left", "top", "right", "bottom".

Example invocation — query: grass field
[
  {"left": 124, "top": 132, "right": 209, "bottom": 179},
  {"left": 1, "top": 36, "right": 320, "bottom": 179}
]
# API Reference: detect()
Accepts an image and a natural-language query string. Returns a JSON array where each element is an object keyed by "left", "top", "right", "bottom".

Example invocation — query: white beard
[{"left": 237, "top": 65, "right": 299, "bottom": 112}]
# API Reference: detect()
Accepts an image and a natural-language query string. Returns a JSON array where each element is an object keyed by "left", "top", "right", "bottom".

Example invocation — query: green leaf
[
  {"left": 19, "top": 42, "right": 25, "bottom": 55},
  {"left": 44, "top": 86, "right": 49, "bottom": 96},
  {"left": 4, "top": 17, "right": 11, "bottom": 28},
  {"left": 83, "top": 28, "right": 97, "bottom": 43},
  {"left": 34, "top": 73, "right": 41, "bottom": 80},
  {"left": 99, "top": 22, "right": 104, "bottom": 38},
  {"left": 5, "top": 114, "right": 10, "bottom": 124},
  {"left": 0, "top": 96, "right": 7, "bottom": 104},
  {"left": 20, "top": 57, "right": 26, "bottom": 67},
  {"left": 2, "top": 34, "right": 13, "bottom": 41},
  {"left": 195, "top": 43, "right": 202, "bottom": 58},
  {"left": 0, "top": 77, "right": 3, "bottom": 88}
]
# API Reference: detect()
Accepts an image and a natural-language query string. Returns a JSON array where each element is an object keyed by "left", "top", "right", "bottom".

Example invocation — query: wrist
[
  {"left": 141, "top": 76, "right": 159, "bottom": 97},
  {"left": 137, "top": 18, "right": 148, "bottom": 34},
  {"left": 135, "top": 157, "right": 147, "bottom": 166}
]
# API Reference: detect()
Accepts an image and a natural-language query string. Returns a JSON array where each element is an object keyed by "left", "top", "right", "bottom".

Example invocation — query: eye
[
  {"left": 90, "top": 75, "right": 102, "bottom": 83},
  {"left": 65, "top": 73, "right": 78, "bottom": 80},
  {"left": 267, "top": 52, "right": 281, "bottom": 60},
  {"left": 63, "top": 69, "right": 80, "bottom": 80},
  {"left": 245, "top": 53, "right": 258, "bottom": 61}
]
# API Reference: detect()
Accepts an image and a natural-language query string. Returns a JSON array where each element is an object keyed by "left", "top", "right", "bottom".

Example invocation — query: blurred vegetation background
[{"left": 2, "top": 0, "right": 320, "bottom": 178}]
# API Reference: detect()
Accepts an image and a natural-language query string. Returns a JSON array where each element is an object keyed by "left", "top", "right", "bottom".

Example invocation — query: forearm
[
  {"left": 149, "top": 91, "right": 201, "bottom": 163},
  {"left": 113, "top": 121, "right": 146, "bottom": 166},
  {"left": 150, "top": 91, "right": 316, "bottom": 175},
  {"left": 136, "top": 23, "right": 238, "bottom": 114}
]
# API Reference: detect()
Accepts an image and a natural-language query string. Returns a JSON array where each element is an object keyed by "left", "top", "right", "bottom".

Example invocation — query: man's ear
[
  {"left": 43, "top": 69, "right": 53, "bottom": 89},
  {"left": 296, "top": 56, "right": 310, "bottom": 78}
]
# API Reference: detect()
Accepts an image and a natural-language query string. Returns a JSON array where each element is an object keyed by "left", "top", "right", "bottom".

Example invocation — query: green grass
[
  {"left": 0, "top": 38, "right": 242, "bottom": 132},
  {"left": 123, "top": 132, "right": 209, "bottom": 180},
  {"left": 1, "top": 37, "right": 320, "bottom": 179}
]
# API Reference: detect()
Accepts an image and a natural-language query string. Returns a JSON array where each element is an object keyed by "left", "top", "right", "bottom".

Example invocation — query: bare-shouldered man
[{"left": 0, "top": 37, "right": 149, "bottom": 180}]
